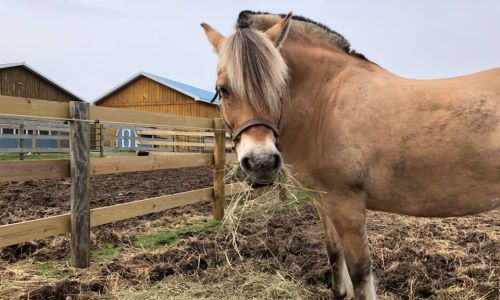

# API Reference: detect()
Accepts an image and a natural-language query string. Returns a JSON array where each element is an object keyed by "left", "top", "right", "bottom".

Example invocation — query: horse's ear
[
  {"left": 201, "top": 23, "right": 225, "bottom": 52},
  {"left": 265, "top": 12, "right": 293, "bottom": 48}
]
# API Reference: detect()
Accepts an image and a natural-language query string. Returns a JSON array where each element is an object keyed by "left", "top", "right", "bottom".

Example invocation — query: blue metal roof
[
  {"left": 94, "top": 71, "right": 219, "bottom": 105},
  {"left": 142, "top": 72, "right": 218, "bottom": 104}
]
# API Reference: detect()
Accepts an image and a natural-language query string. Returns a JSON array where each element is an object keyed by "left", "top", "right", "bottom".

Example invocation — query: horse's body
[
  {"left": 282, "top": 63, "right": 500, "bottom": 217},
  {"left": 202, "top": 11, "right": 500, "bottom": 299}
]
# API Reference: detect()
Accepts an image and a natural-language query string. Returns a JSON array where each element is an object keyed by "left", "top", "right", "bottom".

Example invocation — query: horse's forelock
[{"left": 219, "top": 28, "right": 288, "bottom": 118}]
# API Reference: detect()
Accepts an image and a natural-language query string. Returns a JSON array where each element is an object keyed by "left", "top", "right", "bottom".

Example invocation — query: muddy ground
[{"left": 0, "top": 167, "right": 498, "bottom": 299}]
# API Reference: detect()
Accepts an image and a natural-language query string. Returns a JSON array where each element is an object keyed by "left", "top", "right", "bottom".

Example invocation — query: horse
[{"left": 201, "top": 10, "right": 500, "bottom": 299}]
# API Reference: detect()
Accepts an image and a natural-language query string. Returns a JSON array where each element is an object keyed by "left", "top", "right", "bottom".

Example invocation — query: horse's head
[{"left": 201, "top": 12, "right": 292, "bottom": 187}]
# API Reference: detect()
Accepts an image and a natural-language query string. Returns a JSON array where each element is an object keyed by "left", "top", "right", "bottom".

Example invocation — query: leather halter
[
  {"left": 211, "top": 88, "right": 281, "bottom": 147},
  {"left": 231, "top": 118, "right": 279, "bottom": 142}
]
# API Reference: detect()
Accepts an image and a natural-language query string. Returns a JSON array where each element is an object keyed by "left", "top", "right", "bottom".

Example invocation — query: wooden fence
[
  {"left": 0, "top": 120, "right": 232, "bottom": 157},
  {"left": 0, "top": 118, "right": 70, "bottom": 158},
  {"left": 0, "top": 95, "right": 246, "bottom": 268}
]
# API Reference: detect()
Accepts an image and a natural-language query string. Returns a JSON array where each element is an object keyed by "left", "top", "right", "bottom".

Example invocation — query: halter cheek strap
[{"left": 230, "top": 118, "right": 280, "bottom": 144}]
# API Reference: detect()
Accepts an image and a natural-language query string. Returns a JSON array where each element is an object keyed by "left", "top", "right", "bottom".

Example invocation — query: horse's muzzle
[{"left": 240, "top": 151, "right": 282, "bottom": 186}]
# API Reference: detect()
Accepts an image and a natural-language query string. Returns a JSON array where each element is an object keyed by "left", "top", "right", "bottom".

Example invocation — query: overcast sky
[{"left": 1, "top": 1, "right": 499, "bottom": 102}]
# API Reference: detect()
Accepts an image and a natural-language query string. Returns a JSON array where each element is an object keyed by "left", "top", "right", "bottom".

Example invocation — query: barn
[
  {"left": 94, "top": 72, "right": 220, "bottom": 151},
  {"left": 93, "top": 72, "right": 219, "bottom": 117},
  {"left": 0, "top": 62, "right": 84, "bottom": 151}
]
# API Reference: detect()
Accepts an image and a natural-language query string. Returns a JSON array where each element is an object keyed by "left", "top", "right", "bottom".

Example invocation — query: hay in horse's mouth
[{"left": 219, "top": 163, "right": 324, "bottom": 259}]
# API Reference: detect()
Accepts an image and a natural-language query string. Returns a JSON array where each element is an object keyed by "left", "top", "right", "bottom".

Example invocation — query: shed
[
  {"left": 0, "top": 62, "right": 83, "bottom": 102},
  {"left": 94, "top": 72, "right": 220, "bottom": 151},
  {"left": 93, "top": 72, "right": 219, "bottom": 118},
  {"left": 0, "top": 62, "right": 83, "bottom": 151}
]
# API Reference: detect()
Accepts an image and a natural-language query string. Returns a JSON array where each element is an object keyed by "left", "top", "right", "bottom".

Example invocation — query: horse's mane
[
  {"left": 237, "top": 10, "right": 367, "bottom": 60},
  {"left": 218, "top": 11, "right": 367, "bottom": 118},
  {"left": 219, "top": 24, "right": 287, "bottom": 117}
]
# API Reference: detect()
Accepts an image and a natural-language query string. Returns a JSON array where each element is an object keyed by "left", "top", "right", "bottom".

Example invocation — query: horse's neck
[{"left": 278, "top": 42, "right": 384, "bottom": 177}]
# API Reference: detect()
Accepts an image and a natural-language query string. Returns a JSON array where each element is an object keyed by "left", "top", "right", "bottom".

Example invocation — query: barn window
[{"left": 2, "top": 128, "right": 15, "bottom": 135}]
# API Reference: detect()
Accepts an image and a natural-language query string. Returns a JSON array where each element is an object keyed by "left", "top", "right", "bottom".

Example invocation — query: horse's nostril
[
  {"left": 241, "top": 157, "right": 252, "bottom": 171},
  {"left": 272, "top": 154, "right": 282, "bottom": 169}
]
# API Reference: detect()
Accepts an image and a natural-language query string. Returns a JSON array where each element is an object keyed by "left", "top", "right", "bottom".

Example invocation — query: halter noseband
[
  {"left": 211, "top": 88, "right": 282, "bottom": 148},
  {"left": 231, "top": 118, "right": 280, "bottom": 143}
]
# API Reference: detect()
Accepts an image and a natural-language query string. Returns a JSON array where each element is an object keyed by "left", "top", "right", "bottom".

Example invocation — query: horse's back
[{"left": 358, "top": 68, "right": 500, "bottom": 217}]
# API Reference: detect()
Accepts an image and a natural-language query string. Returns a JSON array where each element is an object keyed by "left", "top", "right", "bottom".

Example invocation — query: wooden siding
[
  {"left": 0, "top": 67, "right": 78, "bottom": 102},
  {"left": 96, "top": 76, "right": 220, "bottom": 118}
]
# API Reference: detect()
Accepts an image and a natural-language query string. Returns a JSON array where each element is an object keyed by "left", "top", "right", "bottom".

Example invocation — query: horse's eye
[{"left": 219, "top": 87, "right": 229, "bottom": 98}]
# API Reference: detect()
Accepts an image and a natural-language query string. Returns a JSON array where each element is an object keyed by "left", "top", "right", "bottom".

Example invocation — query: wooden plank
[
  {"left": 0, "top": 160, "right": 70, "bottom": 182},
  {"left": 0, "top": 118, "right": 69, "bottom": 130},
  {"left": 139, "top": 140, "right": 213, "bottom": 147},
  {"left": 137, "top": 129, "right": 215, "bottom": 137},
  {"left": 69, "top": 101, "right": 91, "bottom": 268},
  {"left": 0, "top": 154, "right": 232, "bottom": 183},
  {"left": 99, "top": 124, "right": 104, "bottom": 157},
  {"left": 0, "top": 148, "right": 69, "bottom": 153},
  {"left": 0, "top": 183, "right": 250, "bottom": 248},
  {"left": 0, "top": 95, "right": 70, "bottom": 119},
  {"left": 90, "top": 106, "right": 213, "bottom": 129},
  {"left": 90, "top": 154, "right": 213, "bottom": 175},
  {"left": 19, "top": 124, "right": 25, "bottom": 160},
  {"left": 138, "top": 140, "right": 232, "bottom": 148},
  {"left": 90, "top": 188, "right": 213, "bottom": 226},
  {"left": 0, "top": 214, "right": 71, "bottom": 248},
  {"left": 212, "top": 118, "right": 226, "bottom": 220}
]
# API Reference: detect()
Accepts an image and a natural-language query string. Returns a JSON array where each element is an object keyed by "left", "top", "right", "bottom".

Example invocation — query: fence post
[
  {"left": 19, "top": 124, "right": 24, "bottom": 160},
  {"left": 69, "top": 101, "right": 91, "bottom": 268},
  {"left": 212, "top": 118, "right": 225, "bottom": 220},
  {"left": 99, "top": 124, "right": 105, "bottom": 158}
]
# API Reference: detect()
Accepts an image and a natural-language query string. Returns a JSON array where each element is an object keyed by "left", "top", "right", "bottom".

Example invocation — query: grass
[
  {"left": 134, "top": 220, "right": 220, "bottom": 249},
  {"left": 283, "top": 190, "right": 314, "bottom": 209},
  {"left": 91, "top": 244, "right": 120, "bottom": 260},
  {"left": 34, "top": 262, "right": 63, "bottom": 278},
  {"left": 0, "top": 153, "right": 69, "bottom": 160}
]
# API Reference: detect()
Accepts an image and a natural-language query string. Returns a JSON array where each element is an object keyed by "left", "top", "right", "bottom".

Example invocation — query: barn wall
[
  {"left": 0, "top": 67, "right": 78, "bottom": 102},
  {"left": 96, "top": 77, "right": 220, "bottom": 118}
]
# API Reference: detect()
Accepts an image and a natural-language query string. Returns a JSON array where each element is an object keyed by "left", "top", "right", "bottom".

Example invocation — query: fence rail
[
  {"left": 0, "top": 134, "right": 69, "bottom": 140},
  {"left": 0, "top": 147, "right": 70, "bottom": 154},
  {"left": 0, "top": 153, "right": 238, "bottom": 182},
  {"left": 0, "top": 183, "right": 248, "bottom": 248},
  {"left": 0, "top": 96, "right": 245, "bottom": 268}
]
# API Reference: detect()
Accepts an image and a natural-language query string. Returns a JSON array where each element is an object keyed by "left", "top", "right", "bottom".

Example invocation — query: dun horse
[{"left": 201, "top": 11, "right": 500, "bottom": 299}]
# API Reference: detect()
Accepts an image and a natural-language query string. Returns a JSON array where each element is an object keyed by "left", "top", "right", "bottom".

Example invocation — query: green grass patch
[
  {"left": 34, "top": 262, "right": 63, "bottom": 278},
  {"left": 91, "top": 244, "right": 120, "bottom": 260},
  {"left": 134, "top": 220, "right": 220, "bottom": 249},
  {"left": 283, "top": 191, "right": 313, "bottom": 209},
  {"left": 0, "top": 153, "right": 70, "bottom": 160}
]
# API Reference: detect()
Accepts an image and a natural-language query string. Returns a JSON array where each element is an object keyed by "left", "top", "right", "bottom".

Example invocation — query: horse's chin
[
  {"left": 249, "top": 181, "right": 274, "bottom": 189},
  {"left": 245, "top": 175, "right": 278, "bottom": 189}
]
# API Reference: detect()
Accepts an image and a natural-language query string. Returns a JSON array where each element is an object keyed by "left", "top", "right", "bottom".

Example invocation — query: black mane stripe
[{"left": 237, "top": 10, "right": 367, "bottom": 61}]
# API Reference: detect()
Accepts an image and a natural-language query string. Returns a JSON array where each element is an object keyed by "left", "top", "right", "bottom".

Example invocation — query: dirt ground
[{"left": 0, "top": 167, "right": 498, "bottom": 299}]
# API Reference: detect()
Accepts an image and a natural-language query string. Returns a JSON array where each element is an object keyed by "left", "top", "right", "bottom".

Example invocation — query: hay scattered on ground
[{"left": 0, "top": 166, "right": 498, "bottom": 299}]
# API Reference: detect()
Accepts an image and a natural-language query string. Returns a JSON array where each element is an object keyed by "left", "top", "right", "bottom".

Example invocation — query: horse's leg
[
  {"left": 315, "top": 200, "right": 354, "bottom": 299},
  {"left": 324, "top": 193, "right": 376, "bottom": 300}
]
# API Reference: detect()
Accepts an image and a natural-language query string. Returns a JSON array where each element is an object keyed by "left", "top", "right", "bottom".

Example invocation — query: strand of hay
[{"left": 218, "top": 163, "right": 325, "bottom": 259}]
